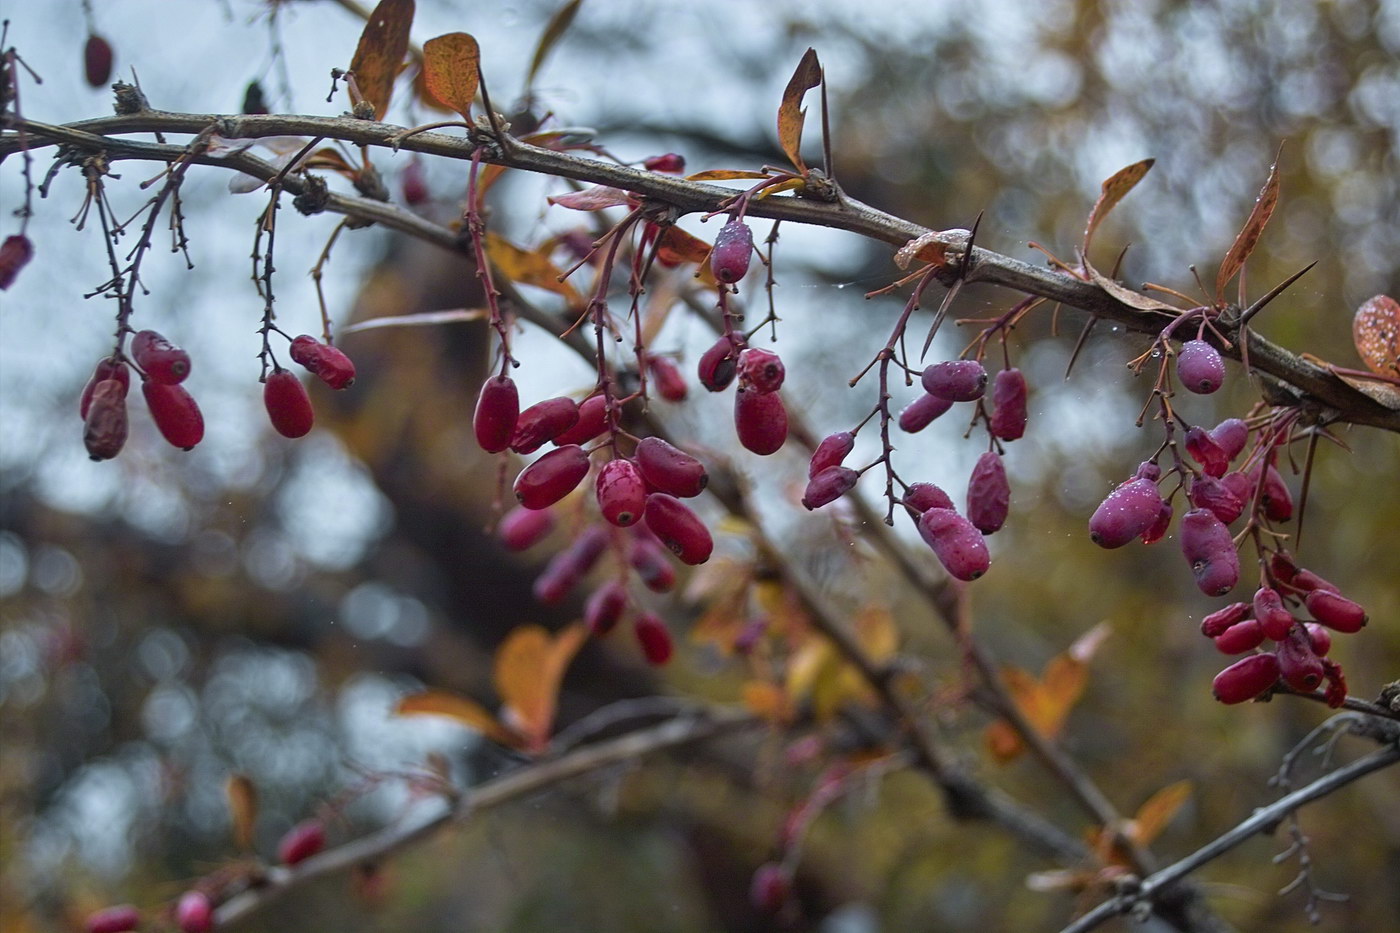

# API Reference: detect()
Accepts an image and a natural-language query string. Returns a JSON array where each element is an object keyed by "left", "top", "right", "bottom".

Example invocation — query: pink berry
[
  {"left": 264, "top": 370, "right": 315, "bottom": 438},
  {"left": 0, "top": 234, "right": 34, "bottom": 290},
  {"left": 988, "top": 368, "right": 1028, "bottom": 441},
  {"left": 808, "top": 432, "right": 855, "bottom": 478},
  {"left": 643, "top": 493, "right": 713, "bottom": 565},
  {"left": 511, "top": 397, "right": 580, "bottom": 454},
  {"left": 904, "top": 482, "right": 953, "bottom": 513},
  {"left": 750, "top": 862, "right": 792, "bottom": 913},
  {"left": 1180, "top": 508, "right": 1239, "bottom": 596},
  {"left": 921, "top": 359, "right": 987, "bottom": 401},
  {"left": 1177, "top": 339, "right": 1225, "bottom": 394},
  {"left": 966, "top": 451, "right": 1009, "bottom": 534},
  {"left": 802, "top": 466, "right": 859, "bottom": 510},
  {"left": 80, "top": 357, "right": 131, "bottom": 419},
  {"left": 131, "top": 330, "right": 191, "bottom": 385},
  {"left": 629, "top": 533, "right": 677, "bottom": 592},
  {"left": 473, "top": 375, "right": 519, "bottom": 454},
  {"left": 84, "top": 34, "right": 114, "bottom": 87},
  {"left": 1209, "top": 418, "right": 1249, "bottom": 460},
  {"left": 918, "top": 507, "right": 991, "bottom": 581},
  {"left": 634, "top": 613, "right": 674, "bottom": 664},
  {"left": 1211, "top": 653, "right": 1280, "bottom": 704},
  {"left": 532, "top": 526, "right": 608, "bottom": 604},
  {"left": 898, "top": 392, "right": 954, "bottom": 433},
  {"left": 1304, "top": 589, "right": 1367, "bottom": 633},
  {"left": 1276, "top": 628, "right": 1325, "bottom": 692},
  {"left": 1303, "top": 623, "right": 1332, "bottom": 657},
  {"left": 596, "top": 459, "right": 647, "bottom": 527},
  {"left": 643, "top": 153, "right": 686, "bottom": 173},
  {"left": 553, "top": 394, "right": 609, "bottom": 446},
  {"left": 1213, "top": 618, "right": 1265, "bottom": 654},
  {"left": 585, "top": 581, "right": 628, "bottom": 636},
  {"left": 1292, "top": 568, "right": 1341, "bottom": 594},
  {"left": 1251, "top": 464, "right": 1293, "bottom": 522},
  {"left": 1184, "top": 426, "right": 1228, "bottom": 478},
  {"left": 1140, "top": 499, "right": 1174, "bottom": 545},
  {"left": 734, "top": 387, "right": 788, "bottom": 456},
  {"left": 85, "top": 905, "right": 140, "bottom": 933},
  {"left": 277, "top": 818, "right": 325, "bottom": 866},
  {"left": 647, "top": 356, "right": 689, "bottom": 402},
  {"left": 697, "top": 337, "right": 737, "bottom": 392},
  {"left": 1088, "top": 477, "right": 1163, "bottom": 549},
  {"left": 1188, "top": 475, "right": 1243, "bottom": 524},
  {"left": 84, "top": 379, "right": 129, "bottom": 461},
  {"left": 710, "top": 220, "right": 753, "bottom": 284},
  {"left": 142, "top": 381, "right": 204, "bottom": 450},
  {"left": 175, "top": 891, "right": 213, "bottom": 933},
  {"left": 634, "top": 437, "right": 708, "bottom": 498},
  {"left": 1134, "top": 461, "right": 1162, "bottom": 482},
  {"left": 737, "top": 348, "right": 785, "bottom": 394},
  {"left": 498, "top": 505, "right": 555, "bottom": 551},
  {"left": 514, "top": 445, "right": 591, "bottom": 510},
  {"left": 1251, "top": 587, "right": 1294, "bottom": 641},
  {"left": 1200, "top": 602, "right": 1251, "bottom": 637}
]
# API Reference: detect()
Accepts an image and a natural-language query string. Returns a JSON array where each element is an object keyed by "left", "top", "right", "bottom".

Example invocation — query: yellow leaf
[
  {"left": 1128, "top": 780, "right": 1192, "bottom": 847},
  {"left": 854, "top": 604, "right": 898, "bottom": 664},
  {"left": 742, "top": 681, "right": 794, "bottom": 724},
  {"left": 777, "top": 48, "right": 822, "bottom": 172},
  {"left": 1082, "top": 158, "right": 1154, "bottom": 255},
  {"left": 225, "top": 774, "right": 258, "bottom": 852},
  {"left": 685, "top": 169, "right": 772, "bottom": 181},
  {"left": 395, "top": 689, "right": 521, "bottom": 747},
  {"left": 786, "top": 636, "right": 847, "bottom": 722},
  {"left": 422, "top": 32, "right": 480, "bottom": 121},
  {"left": 484, "top": 232, "right": 583, "bottom": 308},
  {"left": 348, "top": 0, "right": 416, "bottom": 120},
  {"left": 984, "top": 627, "right": 1108, "bottom": 764},
  {"left": 754, "top": 177, "right": 807, "bottom": 199},
  {"left": 494, "top": 624, "right": 586, "bottom": 752}
]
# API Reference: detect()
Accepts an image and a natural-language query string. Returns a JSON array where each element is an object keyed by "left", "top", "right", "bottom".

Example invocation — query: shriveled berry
[
  {"left": 647, "top": 356, "right": 688, "bottom": 401},
  {"left": 1276, "top": 628, "right": 1325, "bottom": 692},
  {"left": 1140, "top": 499, "right": 1174, "bottom": 545},
  {"left": 904, "top": 482, "right": 953, "bottom": 513},
  {"left": 1189, "top": 475, "right": 1243, "bottom": 524},
  {"left": 898, "top": 392, "right": 954, "bottom": 433},
  {"left": 629, "top": 533, "right": 677, "bottom": 592},
  {"left": 473, "top": 375, "right": 519, "bottom": 453},
  {"left": 84, "top": 34, "right": 114, "bottom": 87},
  {"left": 277, "top": 818, "right": 326, "bottom": 866},
  {"left": 0, "top": 234, "right": 35, "bottom": 290},
  {"left": 1180, "top": 508, "right": 1239, "bottom": 596},
  {"left": 511, "top": 396, "right": 580, "bottom": 454},
  {"left": 1209, "top": 418, "right": 1249, "bottom": 460},
  {"left": 1304, "top": 589, "right": 1367, "bottom": 633},
  {"left": 175, "top": 890, "right": 213, "bottom": 933},
  {"left": 131, "top": 330, "right": 191, "bottom": 385},
  {"left": 697, "top": 336, "right": 737, "bottom": 392},
  {"left": 1321, "top": 657, "right": 1348, "bottom": 708},
  {"left": 966, "top": 452, "right": 1009, "bottom": 534},
  {"left": 921, "top": 359, "right": 988, "bottom": 401},
  {"left": 643, "top": 493, "right": 713, "bottom": 565},
  {"left": 734, "top": 386, "right": 788, "bottom": 456},
  {"left": 988, "top": 368, "right": 1028, "bottom": 441},
  {"left": 514, "top": 445, "right": 591, "bottom": 510},
  {"left": 80, "top": 357, "right": 131, "bottom": 419},
  {"left": 498, "top": 505, "right": 555, "bottom": 551},
  {"left": 289, "top": 336, "right": 356, "bottom": 390},
  {"left": 643, "top": 153, "right": 686, "bottom": 173},
  {"left": 1214, "top": 617, "right": 1265, "bottom": 654},
  {"left": 809, "top": 432, "right": 855, "bottom": 478},
  {"left": 1251, "top": 587, "right": 1294, "bottom": 641},
  {"left": 634, "top": 613, "right": 673, "bottom": 664},
  {"left": 710, "top": 219, "right": 753, "bottom": 284},
  {"left": 918, "top": 508, "right": 991, "bottom": 581},
  {"left": 1088, "top": 477, "right": 1163, "bottom": 548},
  {"left": 737, "top": 348, "right": 785, "bottom": 393},
  {"left": 84, "top": 379, "right": 129, "bottom": 461},
  {"left": 264, "top": 370, "right": 315, "bottom": 438},
  {"left": 802, "top": 466, "right": 859, "bottom": 510},
  {"left": 142, "top": 381, "right": 204, "bottom": 450},
  {"left": 1252, "top": 464, "right": 1293, "bottom": 522},
  {"left": 750, "top": 862, "right": 792, "bottom": 913},
  {"left": 554, "top": 394, "right": 609, "bottom": 446},
  {"left": 1303, "top": 623, "right": 1332, "bottom": 657},
  {"left": 596, "top": 459, "right": 647, "bottom": 527},
  {"left": 634, "top": 437, "right": 708, "bottom": 498},
  {"left": 85, "top": 905, "right": 140, "bottom": 933},
  {"left": 1177, "top": 339, "right": 1225, "bottom": 394},
  {"left": 1201, "top": 602, "right": 1251, "bottom": 637},
  {"left": 585, "top": 581, "right": 628, "bottom": 636},
  {"left": 1184, "top": 426, "right": 1228, "bottom": 478},
  {"left": 1211, "top": 653, "right": 1280, "bottom": 704}
]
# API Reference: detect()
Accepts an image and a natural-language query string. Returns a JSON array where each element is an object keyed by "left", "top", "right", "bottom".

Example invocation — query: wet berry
[
  {"left": 898, "top": 392, "right": 954, "bottom": 433},
  {"left": 1189, "top": 475, "right": 1243, "bottom": 524},
  {"left": 1177, "top": 339, "right": 1225, "bottom": 394},
  {"left": 1209, "top": 418, "right": 1249, "bottom": 460},
  {"left": 1184, "top": 426, "right": 1228, "bottom": 478},
  {"left": 277, "top": 818, "right": 326, "bottom": 866},
  {"left": 1134, "top": 461, "right": 1162, "bottom": 482},
  {"left": 142, "top": 381, "right": 204, "bottom": 450},
  {"left": 710, "top": 219, "right": 753, "bottom": 284},
  {"left": 1211, "top": 653, "right": 1280, "bottom": 704},
  {"left": 1214, "top": 618, "right": 1265, "bottom": 654},
  {"left": 648, "top": 356, "right": 689, "bottom": 401},
  {"left": 966, "top": 451, "right": 1009, "bottom": 534},
  {"left": 634, "top": 613, "right": 673, "bottom": 664},
  {"left": 1140, "top": 498, "right": 1174, "bottom": 545},
  {"left": 802, "top": 466, "right": 859, "bottom": 510},
  {"left": 634, "top": 437, "right": 708, "bottom": 498},
  {"left": 85, "top": 905, "right": 140, "bottom": 933},
  {"left": 1276, "top": 628, "right": 1325, "bottom": 692},
  {"left": 1088, "top": 477, "right": 1163, "bottom": 548},
  {"left": 585, "top": 581, "right": 628, "bottom": 636},
  {"left": 498, "top": 505, "right": 555, "bottom": 551},
  {"left": 131, "top": 330, "right": 191, "bottom": 385},
  {"left": 904, "top": 482, "right": 953, "bottom": 513},
  {"left": 809, "top": 432, "right": 855, "bottom": 477},
  {"left": 511, "top": 397, "right": 580, "bottom": 454},
  {"left": 473, "top": 375, "right": 519, "bottom": 453},
  {"left": 737, "top": 348, "right": 785, "bottom": 393},
  {"left": 1304, "top": 589, "right": 1367, "bottom": 633},
  {"left": 734, "top": 386, "right": 788, "bottom": 455},
  {"left": 1180, "top": 508, "right": 1239, "bottom": 596},
  {"left": 918, "top": 508, "right": 991, "bottom": 581},
  {"left": 514, "top": 445, "right": 591, "bottom": 510},
  {"left": 83, "top": 379, "right": 129, "bottom": 461},
  {"left": 596, "top": 459, "right": 647, "bottom": 526},
  {"left": 554, "top": 394, "right": 609, "bottom": 446},
  {"left": 0, "top": 234, "right": 34, "bottom": 290},
  {"left": 84, "top": 34, "right": 114, "bottom": 87},
  {"left": 175, "top": 891, "right": 213, "bottom": 933},
  {"left": 921, "top": 359, "right": 987, "bottom": 401},
  {"left": 988, "top": 367, "right": 1028, "bottom": 441},
  {"left": 289, "top": 336, "right": 356, "bottom": 389},
  {"left": 697, "top": 336, "right": 737, "bottom": 392},
  {"left": 643, "top": 493, "right": 713, "bottom": 565},
  {"left": 264, "top": 370, "right": 315, "bottom": 438},
  {"left": 1200, "top": 602, "right": 1251, "bottom": 637},
  {"left": 1251, "top": 587, "right": 1294, "bottom": 641}
]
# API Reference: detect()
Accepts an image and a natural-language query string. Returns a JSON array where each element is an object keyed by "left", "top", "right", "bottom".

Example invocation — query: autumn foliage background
[{"left": 1, "top": 1, "right": 1398, "bottom": 932}]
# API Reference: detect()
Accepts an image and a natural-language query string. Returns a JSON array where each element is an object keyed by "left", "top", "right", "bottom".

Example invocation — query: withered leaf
[
  {"left": 1086, "top": 263, "right": 1181, "bottom": 313},
  {"left": 225, "top": 774, "right": 258, "bottom": 852},
  {"left": 777, "top": 48, "right": 822, "bottom": 172},
  {"left": 422, "top": 32, "right": 480, "bottom": 121},
  {"left": 1215, "top": 150, "right": 1281, "bottom": 304},
  {"left": 485, "top": 231, "right": 583, "bottom": 308},
  {"left": 1083, "top": 158, "right": 1154, "bottom": 255},
  {"left": 395, "top": 689, "right": 522, "bottom": 747},
  {"left": 349, "top": 0, "right": 416, "bottom": 121}
]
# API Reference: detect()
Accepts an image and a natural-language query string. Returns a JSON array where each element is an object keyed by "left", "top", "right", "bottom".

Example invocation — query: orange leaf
[
  {"left": 1353, "top": 294, "right": 1400, "bottom": 378},
  {"left": 494, "top": 624, "right": 587, "bottom": 752},
  {"left": 525, "top": 0, "right": 583, "bottom": 91},
  {"left": 225, "top": 774, "right": 258, "bottom": 852},
  {"left": 1128, "top": 779, "right": 1192, "bottom": 847},
  {"left": 777, "top": 48, "right": 822, "bottom": 172},
  {"left": 395, "top": 689, "right": 522, "bottom": 747},
  {"left": 854, "top": 604, "right": 898, "bottom": 664},
  {"left": 655, "top": 225, "right": 712, "bottom": 266},
  {"left": 985, "top": 627, "right": 1108, "bottom": 764},
  {"left": 685, "top": 169, "right": 771, "bottom": 181},
  {"left": 1082, "top": 158, "right": 1154, "bottom": 255},
  {"left": 421, "top": 32, "right": 480, "bottom": 121},
  {"left": 484, "top": 232, "right": 583, "bottom": 308},
  {"left": 1215, "top": 149, "right": 1281, "bottom": 304},
  {"left": 349, "top": 0, "right": 416, "bottom": 120},
  {"left": 742, "top": 681, "right": 794, "bottom": 725}
]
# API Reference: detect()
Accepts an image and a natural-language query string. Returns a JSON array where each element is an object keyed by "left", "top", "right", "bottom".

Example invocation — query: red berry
[
  {"left": 498, "top": 505, "right": 555, "bottom": 551},
  {"left": 264, "top": 370, "right": 315, "bottom": 438},
  {"left": 473, "top": 375, "right": 519, "bottom": 453},
  {"left": 1188, "top": 475, "right": 1243, "bottom": 524},
  {"left": 629, "top": 533, "right": 677, "bottom": 592},
  {"left": 904, "top": 482, "right": 953, "bottom": 513},
  {"left": 0, "top": 234, "right": 35, "bottom": 290},
  {"left": 1209, "top": 418, "right": 1249, "bottom": 460},
  {"left": 898, "top": 392, "right": 954, "bottom": 433},
  {"left": 697, "top": 336, "right": 737, "bottom": 392},
  {"left": 1088, "top": 477, "right": 1163, "bottom": 548},
  {"left": 131, "top": 330, "right": 191, "bottom": 385},
  {"left": 737, "top": 348, "right": 785, "bottom": 393},
  {"left": 1140, "top": 499, "right": 1174, "bottom": 545},
  {"left": 401, "top": 156, "right": 429, "bottom": 205},
  {"left": 988, "top": 368, "right": 1028, "bottom": 441},
  {"left": 85, "top": 905, "right": 140, "bottom": 933},
  {"left": 554, "top": 394, "right": 609, "bottom": 446},
  {"left": 84, "top": 34, "right": 114, "bottom": 87},
  {"left": 734, "top": 386, "right": 788, "bottom": 455},
  {"left": 809, "top": 432, "right": 855, "bottom": 478},
  {"left": 142, "top": 381, "right": 204, "bottom": 450},
  {"left": 1251, "top": 464, "right": 1293, "bottom": 522},
  {"left": 634, "top": 613, "right": 673, "bottom": 664},
  {"left": 83, "top": 379, "right": 129, "bottom": 461},
  {"left": 921, "top": 359, "right": 987, "bottom": 401},
  {"left": 643, "top": 493, "right": 713, "bottom": 565},
  {"left": 643, "top": 153, "right": 686, "bottom": 173},
  {"left": 1200, "top": 602, "right": 1251, "bottom": 637},
  {"left": 289, "top": 335, "right": 355, "bottom": 389},
  {"left": 1179, "top": 508, "right": 1239, "bottom": 596},
  {"left": 1213, "top": 617, "right": 1265, "bottom": 654},
  {"left": 1292, "top": 569, "right": 1341, "bottom": 594},
  {"left": 710, "top": 220, "right": 753, "bottom": 284},
  {"left": 1177, "top": 339, "right": 1225, "bottom": 394},
  {"left": 966, "top": 451, "right": 1009, "bottom": 534},
  {"left": 514, "top": 445, "right": 591, "bottom": 510},
  {"left": 1251, "top": 587, "right": 1294, "bottom": 641},
  {"left": 1304, "top": 589, "right": 1367, "bottom": 633},
  {"left": 80, "top": 357, "right": 131, "bottom": 419},
  {"left": 1276, "top": 627, "right": 1325, "bottom": 692},
  {"left": 585, "top": 581, "right": 628, "bottom": 636},
  {"left": 532, "top": 526, "right": 608, "bottom": 604},
  {"left": 750, "top": 862, "right": 792, "bottom": 913},
  {"left": 918, "top": 508, "right": 991, "bottom": 581},
  {"left": 1304, "top": 623, "right": 1332, "bottom": 657},
  {"left": 596, "top": 459, "right": 647, "bottom": 527},
  {"left": 634, "top": 437, "right": 708, "bottom": 498},
  {"left": 1184, "top": 426, "right": 1228, "bottom": 478},
  {"left": 175, "top": 891, "right": 213, "bottom": 933},
  {"left": 802, "top": 466, "right": 859, "bottom": 510},
  {"left": 510, "top": 396, "right": 580, "bottom": 454},
  {"left": 277, "top": 818, "right": 326, "bottom": 866},
  {"left": 647, "top": 356, "right": 689, "bottom": 402},
  {"left": 1211, "top": 653, "right": 1280, "bottom": 704}
]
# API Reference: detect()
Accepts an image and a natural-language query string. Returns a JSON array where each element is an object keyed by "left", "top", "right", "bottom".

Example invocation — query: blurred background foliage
[{"left": 0, "top": 0, "right": 1397, "bottom": 931}]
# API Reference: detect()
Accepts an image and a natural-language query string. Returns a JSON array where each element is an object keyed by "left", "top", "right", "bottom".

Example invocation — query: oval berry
[
  {"left": 401, "top": 156, "right": 429, "bottom": 205},
  {"left": 737, "top": 348, "right": 785, "bottom": 394},
  {"left": 1177, "top": 339, "right": 1225, "bottom": 394},
  {"left": 85, "top": 905, "right": 140, "bottom": 933},
  {"left": 697, "top": 336, "right": 737, "bottom": 392},
  {"left": 629, "top": 533, "right": 678, "bottom": 593},
  {"left": 596, "top": 459, "right": 647, "bottom": 527},
  {"left": 80, "top": 357, "right": 131, "bottom": 419},
  {"left": 1088, "top": 477, "right": 1163, "bottom": 549},
  {"left": 277, "top": 818, "right": 326, "bottom": 866},
  {"left": 1213, "top": 618, "right": 1265, "bottom": 654},
  {"left": 1180, "top": 508, "right": 1239, "bottom": 596},
  {"left": 473, "top": 375, "right": 519, "bottom": 453},
  {"left": 643, "top": 493, "right": 713, "bottom": 565},
  {"left": 918, "top": 507, "right": 991, "bottom": 581},
  {"left": 514, "top": 445, "right": 591, "bottom": 510},
  {"left": 498, "top": 505, "right": 555, "bottom": 551},
  {"left": 175, "top": 891, "right": 213, "bottom": 933},
  {"left": 643, "top": 152, "right": 686, "bottom": 173},
  {"left": 988, "top": 368, "right": 1028, "bottom": 441},
  {"left": 1276, "top": 628, "right": 1324, "bottom": 692},
  {"left": 750, "top": 862, "right": 792, "bottom": 913},
  {"left": 585, "top": 581, "right": 628, "bottom": 636},
  {"left": 142, "top": 381, "right": 204, "bottom": 450},
  {"left": 511, "top": 396, "right": 580, "bottom": 454},
  {"left": 131, "top": 330, "right": 191, "bottom": 385},
  {"left": 1252, "top": 465, "right": 1293, "bottom": 522},
  {"left": 809, "top": 432, "right": 855, "bottom": 478},
  {"left": 634, "top": 437, "right": 708, "bottom": 498},
  {"left": 734, "top": 387, "right": 788, "bottom": 456},
  {"left": 1304, "top": 589, "right": 1367, "bottom": 633},
  {"left": 966, "top": 451, "right": 1009, "bottom": 534},
  {"left": 84, "top": 34, "right": 114, "bottom": 87},
  {"left": 1188, "top": 475, "right": 1243, "bottom": 524},
  {"left": 921, "top": 359, "right": 987, "bottom": 401},
  {"left": 634, "top": 612, "right": 674, "bottom": 664},
  {"left": 83, "top": 379, "right": 129, "bottom": 461},
  {"left": 904, "top": 481, "right": 953, "bottom": 514},
  {"left": 647, "top": 356, "right": 689, "bottom": 402},
  {"left": 1200, "top": 602, "right": 1251, "bottom": 637},
  {"left": 264, "top": 370, "right": 315, "bottom": 438},
  {"left": 1209, "top": 418, "right": 1249, "bottom": 460},
  {"left": 710, "top": 220, "right": 753, "bottom": 284},
  {"left": 554, "top": 394, "right": 609, "bottom": 447},
  {"left": 532, "top": 526, "right": 608, "bottom": 605},
  {"left": 1292, "top": 568, "right": 1341, "bottom": 594},
  {"left": 802, "top": 466, "right": 859, "bottom": 510},
  {"left": 0, "top": 234, "right": 35, "bottom": 290},
  {"left": 1251, "top": 586, "right": 1294, "bottom": 641},
  {"left": 898, "top": 392, "right": 954, "bottom": 433},
  {"left": 1211, "top": 653, "right": 1280, "bottom": 704},
  {"left": 1303, "top": 623, "right": 1332, "bottom": 657}
]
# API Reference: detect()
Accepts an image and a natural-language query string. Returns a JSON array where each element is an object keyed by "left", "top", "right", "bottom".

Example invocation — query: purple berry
[
  {"left": 966, "top": 451, "right": 1009, "bottom": 534},
  {"left": 904, "top": 482, "right": 954, "bottom": 513},
  {"left": 918, "top": 508, "right": 991, "bottom": 581},
  {"left": 921, "top": 359, "right": 988, "bottom": 401},
  {"left": 734, "top": 386, "right": 788, "bottom": 455},
  {"left": 898, "top": 392, "right": 954, "bottom": 433},
  {"left": 1180, "top": 508, "right": 1239, "bottom": 596},
  {"left": 809, "top": 432, "right": 855, "bottom": 478},
  {"left": 643, "top": 493, "right": 713, "bottom": 565},
  {"left": 802, "top": 466, "right": 859, "bottom": 510},
  {"left": 988, "top": 368, "right": 1028, "bottom": 441},
  {"left": 1211, "top": 653, "right": 1280, "bottom": 704},
  {"left": 514, "top": 445, "right": 591, "bottom": 510},
  {"left": 1088, "top": 477, "right": 1163, "bottom": 548},
  {"left": 710, "top": 220, "right": 754, "bottom": 284},
  {"left": 1177, "top": 339, "right": 1225, "bottom": 394}
]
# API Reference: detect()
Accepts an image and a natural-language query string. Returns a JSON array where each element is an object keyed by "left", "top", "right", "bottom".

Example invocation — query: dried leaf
[
  {"left": 225, "top": 774, "right": 258, "bottom": 851},
  {"left": 421, "top": 32, "right": 480, "bottom": 121},
  {"left": 304, "top": 148, "right": 356, "bottom": 174},
  {"left": 526, "top": 0, "right": 583, "bottom": 91},
  {"left": 494, "top": 624, "right": 587, "bottom": 752},
  {"left": 754, "top": 177, "right": 807, "bottom": 199},
  {"left": 1128, "top": 780, "right": 1192, "bottom": 846},
  {"left": 655, "top": 225, "right": 712, "bottom": 266},
  {"left": 894, "top": 231, "right": 951, "bottom": 270},
  {"left": 485, "top": 232, "right": 583, "bottom": 308},
  {"left": 1332, "top": 370, "right": 1400, "bottom": 409},
  {"left": 1086, "top": 263, "right": 1181, "bottom": 313},
  {"left": 854, "top": 604, "right": 898, "bottom": 664},
  {"left": 395, "top": 689, "right": 520, "bottom": 747},
  {"left": 546, "top": 185, "right": 633, "bottom": 211},
  {"left": 777, "top": 48, "right": 822, "bottom": 172},
  {"left": 985, "top": 628, "right": 1101, "bottom": 764},
  {"left": 1215, "top": 152, "right": 1281, "bottom": 303},
  {"left": 349, "top": 0, "right": 416, "bottom": 120},
  {"left": 340, "top": 308, "right": 487, "bottom": 334},
  {"left": 1353, "top": 294, "right": 1400, "bottom": 378},
  {"left": 685, "top": 169, "right": 771, "bottom": 181},
  {"left": 1082, "top": 159, "right": 1154, "bottom": 254}
]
